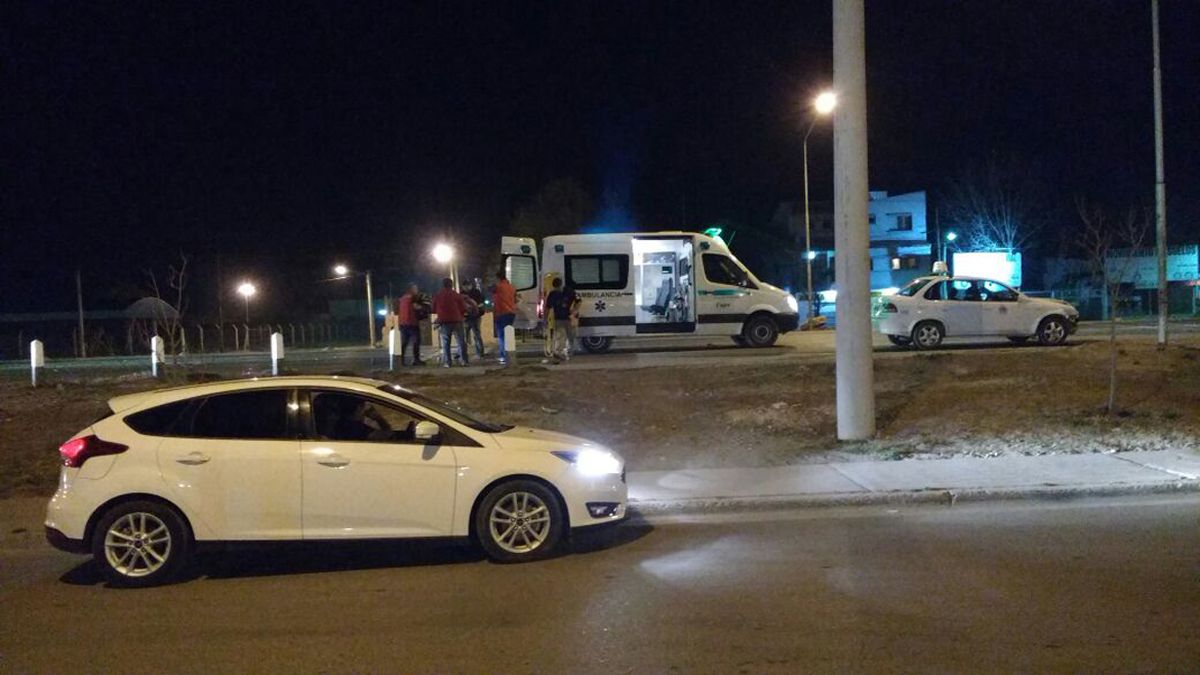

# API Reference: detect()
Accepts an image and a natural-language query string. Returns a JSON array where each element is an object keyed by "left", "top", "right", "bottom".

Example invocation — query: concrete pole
[
  {"left": 1151, "top": 0, "right": 1168, "bottom": 348},
  {"left": 151, "top": 335, "right": 165, "bottom": 378},
  {"left": 388, "top": 327, "right": 398, "bottom": 371},
  {"left": 30, "top": 339, "right": 44, "bottom": 387},
  {"left": 832, "top": 0, "right": 875, "bottom": 440},
  {"left": 270, "top": 332, "right": 284, "bottom": 376}
]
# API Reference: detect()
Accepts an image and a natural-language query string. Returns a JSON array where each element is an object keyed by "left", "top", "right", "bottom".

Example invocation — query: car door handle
[
  {"left": 317, "top": 455, "right": 350, "bottom": 468},
  {"left": 175, "top": 452, "right": 211, "bottom": 465}
]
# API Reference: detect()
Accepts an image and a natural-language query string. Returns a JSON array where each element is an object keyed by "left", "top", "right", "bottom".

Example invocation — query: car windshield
[
  {"left": 896, "top": 277, "right": 935, "bottom": 297},
  {"left": 376, "top": 384, "right": 511, "bottom": 433}
]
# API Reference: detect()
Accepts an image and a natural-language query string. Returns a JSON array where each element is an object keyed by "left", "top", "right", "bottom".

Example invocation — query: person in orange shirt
[
  {"left": 396, "top": 284, "right": 425, "bottom": 366},
  {"left": 432, "top": 277, "right": 468, "bottom": 367},
  {"left": 492, "top": 270, "right": 517, "bottom": 365}
]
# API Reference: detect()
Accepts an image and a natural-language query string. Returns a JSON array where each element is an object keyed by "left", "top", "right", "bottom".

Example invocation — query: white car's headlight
[
  {"left": 552, "top": 448, "right": 622, "bottom": 476},
  {"left": 786, "top": 295, "right": 799, "bottom": 313}
]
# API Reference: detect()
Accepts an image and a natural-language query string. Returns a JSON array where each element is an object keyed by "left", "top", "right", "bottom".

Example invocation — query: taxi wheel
[
  {"left": 911, "top": 321, "right": 944, "bottom": 350},
  {"left": 1037, "top": 316, "right": 1069, "bottom": 346}
]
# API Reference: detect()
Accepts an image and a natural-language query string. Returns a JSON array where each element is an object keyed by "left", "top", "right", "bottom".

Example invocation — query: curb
[{"left": 627, "top": 479, "right": 1200, "bottom": 516}]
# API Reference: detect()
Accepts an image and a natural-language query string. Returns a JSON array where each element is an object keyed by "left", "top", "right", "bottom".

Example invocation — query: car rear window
[{"left": 124, "top": 400, "right": 191, "bottom": 436}]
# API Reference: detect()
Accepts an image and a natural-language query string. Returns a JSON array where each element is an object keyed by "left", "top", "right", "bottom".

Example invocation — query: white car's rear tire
[
  {"left": 91, "top": 500, "right": 192, "bottom": 588},
  {"left": 911, "top": 321, "right": 945, "bottom": 350}
]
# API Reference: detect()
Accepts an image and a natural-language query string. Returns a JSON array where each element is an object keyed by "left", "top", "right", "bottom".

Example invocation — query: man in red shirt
[
  {"left": 396, "top": 284, "right": 424, "bottom": 366},
  {"left": 492, "top": 270, "right": 517, "bottom": 365},
  {"left": 432, "top": 277, "right": 468, "bottom": 367}
]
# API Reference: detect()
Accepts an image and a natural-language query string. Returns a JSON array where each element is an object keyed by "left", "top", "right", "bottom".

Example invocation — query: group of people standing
[{"left": 393, "top": 271, "right": 519, "bottom": 368}]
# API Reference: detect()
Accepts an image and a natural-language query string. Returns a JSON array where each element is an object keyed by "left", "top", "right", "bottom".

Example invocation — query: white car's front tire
[{"left": 474, "top": 480, "right": 566, "bottom": 563}]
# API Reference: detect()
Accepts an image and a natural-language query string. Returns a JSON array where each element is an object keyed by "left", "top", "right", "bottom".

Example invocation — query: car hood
[{"left": 492, "top": 426, "right": 608, "bottom": 453}]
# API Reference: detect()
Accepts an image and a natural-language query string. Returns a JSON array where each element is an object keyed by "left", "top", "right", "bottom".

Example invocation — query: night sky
[{"left": 3, "top": 1, "right": 1197, "bottom": 316}]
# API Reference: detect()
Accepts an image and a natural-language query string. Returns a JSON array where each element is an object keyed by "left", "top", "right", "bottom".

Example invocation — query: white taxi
[{"left": 875, "top": 276, "right": 1079, "bottom": 349}]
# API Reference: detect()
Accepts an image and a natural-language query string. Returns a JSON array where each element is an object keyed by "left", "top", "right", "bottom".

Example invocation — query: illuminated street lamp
[
  {"left": 236, "top": 281, "right": 256, "bottom": 323},
  {"left": 332, "top": 263, "right": 376, "bottom": 347},
  {"left": 942, "top": 231, "right": 958, "bottom": 267},
  {"left": 431, "top": 242, "right": 459, "bottom": 290},
  {"left": 802, "top": 90, "right": 837, "bottom": 319}
]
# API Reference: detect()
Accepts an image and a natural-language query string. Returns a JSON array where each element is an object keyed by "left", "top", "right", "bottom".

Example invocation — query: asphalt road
[{"left": 1, "top": 496, "right": 1197, "bottom": 672}]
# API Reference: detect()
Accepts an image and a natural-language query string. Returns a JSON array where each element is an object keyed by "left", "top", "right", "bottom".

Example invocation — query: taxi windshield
[{"left": 896, "top": 277, "right": 935, "bottom": 297}]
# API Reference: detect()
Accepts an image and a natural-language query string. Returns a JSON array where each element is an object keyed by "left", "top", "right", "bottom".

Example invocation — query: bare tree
[
  {"left": 943, "top": 156, "right": 1044, "bottom": 253},
  {"left": 142, "top": 253, "right": 190, "bottom": 359},
  {"left": 1076, "top": 199, "right": 1150, "bottom": 415}
]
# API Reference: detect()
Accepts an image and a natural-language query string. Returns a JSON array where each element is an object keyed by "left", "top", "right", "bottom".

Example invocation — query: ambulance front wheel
[
  {"left": 580, "top": 336, "right": 613, "bottom": 354},
  {"left": 742, "top": 315, "right": 779, "bottom": 347}
]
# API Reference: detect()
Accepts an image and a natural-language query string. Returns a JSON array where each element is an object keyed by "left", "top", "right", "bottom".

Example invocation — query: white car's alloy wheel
[
  {"left": 489, "top": 491, "right": 551, "bottom": 554},
  {"left": 104, "top": 512, "right": 172, "bottom": 578}
]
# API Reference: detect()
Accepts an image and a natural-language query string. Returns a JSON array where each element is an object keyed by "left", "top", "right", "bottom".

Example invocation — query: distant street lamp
[
  {"left": 332, "top": 263, "right": 376, "bottom": 347},
  {"left": 803, "top": 90, "right": 837, "bottom": 319},
  {"left": 236, "top": 281, "right": 256, "bottom": 323},
  {"left": 942, "top": 231, "right": 958, "bottom": 267},
  {"left": 431, "top": 243, "right": 459, "bottom": 291}
]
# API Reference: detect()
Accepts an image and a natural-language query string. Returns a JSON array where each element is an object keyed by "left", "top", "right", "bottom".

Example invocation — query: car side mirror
[{"left": 414, "top": 421, "right": 441, "bottom": 442}]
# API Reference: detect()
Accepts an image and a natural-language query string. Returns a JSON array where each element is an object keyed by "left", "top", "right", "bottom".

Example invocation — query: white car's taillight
[{"left": 58, "top": 435, "right": 128, "bottom": 468}]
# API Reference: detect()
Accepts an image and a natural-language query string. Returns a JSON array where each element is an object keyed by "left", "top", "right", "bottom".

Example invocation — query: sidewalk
[{"left": 627, "top": 450, "right": 1200, "bottom": 512}]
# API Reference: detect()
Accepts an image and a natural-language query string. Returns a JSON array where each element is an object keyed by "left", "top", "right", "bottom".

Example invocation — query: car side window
[
  {"left": 189, "top": 390, "right": 290, "bottom": 439},
  {"left": 982, "top": 280, "right": 1017, "bottom": 302},
  {"left": 947, "top": 280, "right": 982, "bottom": 301},
  {"left": 923, "top": 281, "right": 946, "bottom": 300},
  {"left": 310, "top": 391, "right": 424, "bottom": 444},
  {"left": 125, "top": 400, "right": 192, "bottom": 436},
  {"left": 702, "top": 253, "right": 756, "bottom": 289}
]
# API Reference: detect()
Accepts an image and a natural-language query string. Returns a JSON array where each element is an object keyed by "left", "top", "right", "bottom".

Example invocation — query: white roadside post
[
  {"left": 270, "top": 332, "right": 285, "bottom": 376},
  {"left": 833, "top": 0, "right": 876, "bottom": 440},
  {"left": 151, "top": 335, "right": 165, "bottom": 378},
  {"left": 503, "top": 324, "right": 516, "bottom": 365},
  {"left": 388, "top": 328, "right": 399, "bottom": 371},
  {"left": 30, "top": 339, "right": 44, "bottom": 387}
]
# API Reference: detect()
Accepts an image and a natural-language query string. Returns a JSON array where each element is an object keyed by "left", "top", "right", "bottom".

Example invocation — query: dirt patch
[{"left": 2, "top": 340, "right": 1198, "bottom": 498}]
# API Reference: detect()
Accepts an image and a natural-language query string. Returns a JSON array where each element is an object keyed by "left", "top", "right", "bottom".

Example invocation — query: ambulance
[{"left": 501, "top": 231, "right": 800, "bottom": 352}]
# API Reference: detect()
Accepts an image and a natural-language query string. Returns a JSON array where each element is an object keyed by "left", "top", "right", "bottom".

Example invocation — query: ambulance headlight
[
  {"left": 786, "top": 295, "right": 799, "bottom": 313},
  {"left": 552, "top": 449, "right": 623, "bottom": 476}
]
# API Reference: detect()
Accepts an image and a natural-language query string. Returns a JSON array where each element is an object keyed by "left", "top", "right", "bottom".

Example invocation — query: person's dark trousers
[
  {"left": 400, "top": 325, "right": 422, "bottom": 365},
  {"left": 465, "top": 315, "right": 485, "bottom": 358},
  {"left": 439, "top": 322, "right": 468, "bottom": 366}
]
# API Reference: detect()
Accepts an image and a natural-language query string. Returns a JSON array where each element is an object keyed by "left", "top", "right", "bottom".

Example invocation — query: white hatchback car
[
  {"left": 875, "top": 276, "right": 1079, "bottom": 349},
  {"left": 45, "top": 376, "right": 627, "bottom": 586}
]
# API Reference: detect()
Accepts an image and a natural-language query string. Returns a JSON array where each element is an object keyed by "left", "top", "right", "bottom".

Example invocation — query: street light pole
[
  {"left": 802, "top": 91, "right": 836, "bottom": 321},
  {"left": 365, "top": 270, "right": 376, "bottom": 347},
  {"left": 803, "top": 120, "right": 816, "bottom": 320}
]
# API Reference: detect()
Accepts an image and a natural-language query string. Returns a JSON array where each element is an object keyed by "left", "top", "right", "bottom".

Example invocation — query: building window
[
  {"left": 868, "top": 214, "right": 877, "bottom": 226},
  {"left": 890, "top": 213, "right": 913, "bottom": 231}
]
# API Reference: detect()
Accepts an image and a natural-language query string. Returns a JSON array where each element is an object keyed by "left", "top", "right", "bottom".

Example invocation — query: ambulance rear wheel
[{"left": 580, "top": 336, "right": 613, "bottom": 354}]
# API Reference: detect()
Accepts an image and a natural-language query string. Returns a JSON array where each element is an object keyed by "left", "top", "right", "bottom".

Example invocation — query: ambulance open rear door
[{"left": 501, "top": 236, "right": 540, "bottom": 329}]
